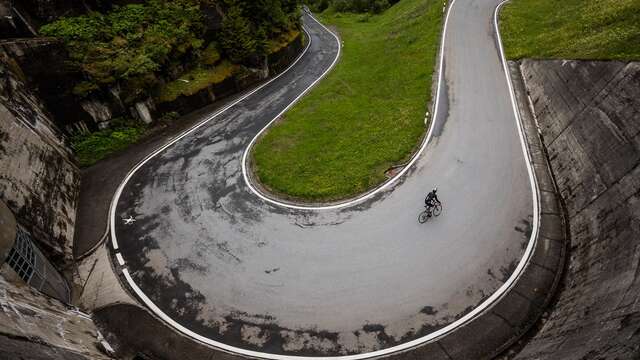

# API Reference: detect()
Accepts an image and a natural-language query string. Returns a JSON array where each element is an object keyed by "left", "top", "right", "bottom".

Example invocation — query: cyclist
[{"left": 424, "top": 187, "right": 440, "bottom": 215}]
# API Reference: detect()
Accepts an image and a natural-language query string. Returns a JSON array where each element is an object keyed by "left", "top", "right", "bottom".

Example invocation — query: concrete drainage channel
[{"left": 97, "top": 2, "right": 568, "bottom": 360}]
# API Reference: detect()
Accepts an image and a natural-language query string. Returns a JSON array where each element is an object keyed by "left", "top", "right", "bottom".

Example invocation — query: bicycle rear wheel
[
  {"left": 433, "top": 203, "right": 442, "bottom": 216},
  {"left": 418, "top": 211, "right": 429, "bottom": 223}
]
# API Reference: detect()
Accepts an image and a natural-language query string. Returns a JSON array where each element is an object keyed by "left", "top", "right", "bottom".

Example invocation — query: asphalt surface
[
  {"left": 113, "top": 4, "right": 533, "bottom": 357},
  {"left": 74, "top": 90, "right": 250, "bottom": 259}
]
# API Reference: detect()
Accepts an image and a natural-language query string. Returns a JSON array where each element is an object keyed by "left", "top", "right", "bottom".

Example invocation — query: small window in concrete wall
[
  {"left": 6, "top": 227, "right": 71, "bottom": 304},
  {"left": 6, "top": 228, "right": 35, "bottom": 282}
]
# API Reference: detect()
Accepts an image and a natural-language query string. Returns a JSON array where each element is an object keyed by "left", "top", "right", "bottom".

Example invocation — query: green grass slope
[
  {"left": 500, "top": 0, "right": 640, "bottom": 60},
  {"left": 252, "top": 0, "right": 444, "bottom": 201}
]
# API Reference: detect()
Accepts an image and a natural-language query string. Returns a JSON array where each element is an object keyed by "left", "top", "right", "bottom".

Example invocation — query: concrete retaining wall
[
  {"left": 511, "top": 59, "right": 640, "bottom": 359},
  {"left": 0, "top": 55, "right": 79, "bottom": 263},
  {"left": 0, "top": 272, "right": 111, "bottom": 359}
]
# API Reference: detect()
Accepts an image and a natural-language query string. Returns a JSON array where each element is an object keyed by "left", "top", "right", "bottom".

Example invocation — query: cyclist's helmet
[{"left": 433, "top": 187, "right": 438, "bottom": 193}]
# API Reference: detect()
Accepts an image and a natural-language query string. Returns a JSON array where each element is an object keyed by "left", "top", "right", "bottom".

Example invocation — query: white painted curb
[{"left": 110, "top": 2, "right": 542, "bottom": 359}]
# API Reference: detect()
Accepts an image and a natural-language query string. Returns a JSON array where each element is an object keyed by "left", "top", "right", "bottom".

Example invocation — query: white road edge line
[{"left": 111, "top": 1, "right": 542, "bottom": 359}]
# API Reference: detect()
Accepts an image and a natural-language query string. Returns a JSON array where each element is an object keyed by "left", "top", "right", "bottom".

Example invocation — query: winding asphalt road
[{"left": 112, "top": 2, "right": 535, "bottom": 358}]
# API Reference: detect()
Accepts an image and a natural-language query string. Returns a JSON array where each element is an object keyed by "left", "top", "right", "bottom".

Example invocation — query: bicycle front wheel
[{"left": 433, "top": 203, "right": 442, "bottom": 216}]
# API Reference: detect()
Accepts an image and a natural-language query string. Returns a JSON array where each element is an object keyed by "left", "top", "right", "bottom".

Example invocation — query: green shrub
[
  {"left": 201, "top": 43, "right": 221, "bottom": 65},
  {"left": 41, "top": 0, "right": 304, "bottom": 104},
  {"left": 71, "top": 119, "right": 147, "bottom": 167},
  {"left": 41, "top": 1, "right": 206, "bottom": 101},
  {"left": 220, "top": 5, "right": 258, "bottom": 63}
]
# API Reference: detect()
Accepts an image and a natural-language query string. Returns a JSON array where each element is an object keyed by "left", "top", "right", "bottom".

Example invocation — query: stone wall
[
  {"left": 512, "top": 60, "right": 640, "bottom": 359},
  {"left": 0, "top": 55, "right": 79, "bottom": 264}
]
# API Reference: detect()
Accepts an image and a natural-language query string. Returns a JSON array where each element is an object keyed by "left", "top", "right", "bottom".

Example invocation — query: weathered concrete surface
[
  {"left": 0, "top": 58, "right": 79, "bottom": 263},
  {"left": 0, "top": 200, "right": 16, "bottom": 262},
  {"left": 0, "top": 271, "right": 111, "bottom": 360},
  {"left": 511, "top": 60, "right": 640, "bottom": 359},
  {"left": 76, "top": 243, "right": 136, "bottom": 310}
]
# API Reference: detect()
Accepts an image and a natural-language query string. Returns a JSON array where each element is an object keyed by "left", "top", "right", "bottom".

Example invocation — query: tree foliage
[
  {"left": 41, "top": 1, "right": 205, "bottom": 99},
  {"left": 220, "top": 5, "right": 257, "bottom": 63},
  {"left": 41, "top": 0, "right": 302, "bottom": 101},
  {"left": 220, "top": 0, "right": 302, "bottom": 63}
]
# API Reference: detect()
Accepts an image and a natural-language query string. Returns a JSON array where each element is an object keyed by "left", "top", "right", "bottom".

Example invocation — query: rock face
[
  {"left": 513, "top": 60, "right": 640, "bottom": 359},
  {"left": 0, "top": 55, "right": 79, "bottom": 264}
]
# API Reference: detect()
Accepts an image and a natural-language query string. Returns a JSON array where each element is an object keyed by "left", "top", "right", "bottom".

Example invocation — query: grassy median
[
  {"left": 251, "top": 0, "right": 443, "bottom": 201},
  {"left": 500, "top": 0, "right": 640, "bottom": 60}
]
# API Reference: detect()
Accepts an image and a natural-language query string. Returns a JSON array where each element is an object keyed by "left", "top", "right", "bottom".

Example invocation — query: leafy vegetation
[
  {"left": 41, "top": 0, "right": 302, "bottom": 103},
  {"left": 220, "top": 5, "right": 260, "bottom": 63},
  {"left": 200, "top": 43, "right": 221, "bottom": 65},
  {"left": 500, "top": 0, "right": 640, "bottom": 60},
  {"left": 252, "top": 0, "right": 443, "bottom": 201},
  {"left": 71, "top": 119, "right": 147, "bottom": 167},
  {"left": 41, "top": 1, "right": 206, "bottom": 101}
]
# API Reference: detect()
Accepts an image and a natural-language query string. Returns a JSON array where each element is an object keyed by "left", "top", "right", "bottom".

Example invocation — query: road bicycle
[{"left": 418, "top": 202, "right": 442, "bottom": 223}]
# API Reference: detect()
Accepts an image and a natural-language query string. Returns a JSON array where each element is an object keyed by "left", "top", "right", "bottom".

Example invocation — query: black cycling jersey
[{"left": 425, "top": 191, "right": 439, "bottom": 205}]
